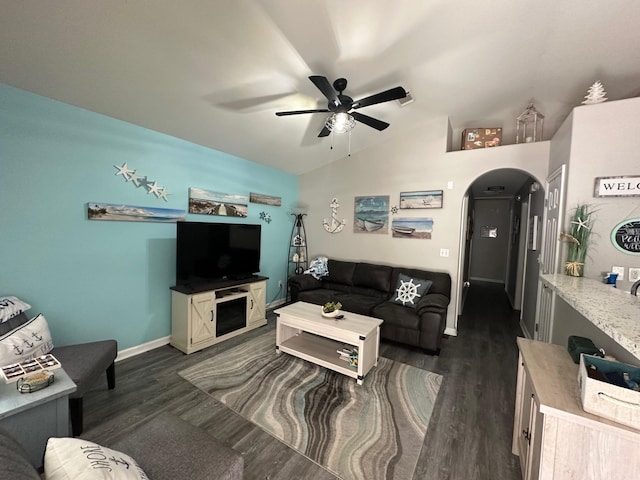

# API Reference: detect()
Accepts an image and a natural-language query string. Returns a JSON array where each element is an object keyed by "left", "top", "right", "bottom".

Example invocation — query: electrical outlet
[
  {"left": 278, "top": 280, "right": 283, "bottom": 288},
  {"left": 439, "top": 248, "right": 449, "bottom": 258},
  {"left": 611, "top": 266, "right": 625, "bottom": 278},
  {"left": 630, "top": 268, "right": 640, "bottom": 282}
]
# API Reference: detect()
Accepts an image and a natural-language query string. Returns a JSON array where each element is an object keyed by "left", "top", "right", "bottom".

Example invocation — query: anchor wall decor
[{"left": 323, "top": 197, "right": 347, "bottom": 234}]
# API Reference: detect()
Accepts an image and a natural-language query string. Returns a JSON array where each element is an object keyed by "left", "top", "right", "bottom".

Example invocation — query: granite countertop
[{"left": 540, "top": 273, "right": 640, "bottom": 360}]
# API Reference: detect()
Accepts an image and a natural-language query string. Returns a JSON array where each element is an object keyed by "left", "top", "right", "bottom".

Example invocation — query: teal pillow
[{"left": 390, "top": 274, "right": 432, "bottom": 308}]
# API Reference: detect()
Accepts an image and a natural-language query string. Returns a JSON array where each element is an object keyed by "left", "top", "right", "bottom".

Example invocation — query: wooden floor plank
[{"left": 83, "top": 282, "right": 522, "bottom": 480}]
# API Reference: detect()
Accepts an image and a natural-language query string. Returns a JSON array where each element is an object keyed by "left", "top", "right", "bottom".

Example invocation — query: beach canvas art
[
  {"left": 391, "top": 217, "right": 434, "bottom": 239},
  {"left": 87, "top": 203, "right": 186, "bottom": 222},
  {"left": 189, "top": 188, "right": 248, "bottom": 217},
  {"left": 354, "top": 196, "right": 389, "bottom": 234},
  {"left": 250, "top": 192, "right": 282, "bottom": 206},
  {"left": 399, "top": 190, "right": 443, "bottom": 209}
]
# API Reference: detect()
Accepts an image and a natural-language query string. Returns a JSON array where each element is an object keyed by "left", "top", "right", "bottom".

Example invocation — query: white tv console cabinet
[{"left": 170, "top": 276, "right": 267, "bottom": 354}]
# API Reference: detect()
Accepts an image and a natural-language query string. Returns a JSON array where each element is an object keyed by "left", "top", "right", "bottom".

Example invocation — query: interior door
[{"left": 534, "top": 165, "right": 566, "bottom": 341}]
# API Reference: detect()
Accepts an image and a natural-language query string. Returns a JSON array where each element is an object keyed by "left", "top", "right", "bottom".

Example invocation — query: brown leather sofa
[{"left": 288, "top": 259, "right": 451, "bottom": 354}]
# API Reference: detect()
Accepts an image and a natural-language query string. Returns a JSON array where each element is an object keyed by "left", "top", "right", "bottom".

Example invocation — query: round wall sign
[{"left": 611, "top": 218, "right": 640, "bottom": 255}]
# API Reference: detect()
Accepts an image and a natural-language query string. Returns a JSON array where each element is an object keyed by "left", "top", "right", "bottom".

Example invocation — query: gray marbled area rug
[{"left": 179, "top": 331, "right": 442, "bottom": 480}]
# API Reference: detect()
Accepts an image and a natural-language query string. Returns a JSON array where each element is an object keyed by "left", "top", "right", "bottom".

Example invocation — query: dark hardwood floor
[{"left": 82, "top": 282, "right": 523, "bottom": 480}]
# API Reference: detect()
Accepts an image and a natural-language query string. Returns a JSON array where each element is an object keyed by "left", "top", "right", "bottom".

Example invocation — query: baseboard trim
[
  {"left": 115, "top": 335, "right": 171, "bottom": 362},
  {"left": 267, "top": 298, "right": 286, "bottom": 309},
  {"left": 469, "top": 276, "right": 504, "bottom": 284},
  {"left": 519, "top": 320, "right": 532, "bottom": 339},
  {"left": 444, "top": 327, "right": 458, "bottom": 337}
]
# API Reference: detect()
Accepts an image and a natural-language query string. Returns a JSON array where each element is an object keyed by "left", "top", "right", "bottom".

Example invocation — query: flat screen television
[{"left": 176, "top": 221, "right": 261, "bottom": 286}]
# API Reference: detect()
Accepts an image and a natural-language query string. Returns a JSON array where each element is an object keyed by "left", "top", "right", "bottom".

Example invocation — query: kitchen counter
[{"left": 540, "top": 273, "right": 640, "bottom": 361}]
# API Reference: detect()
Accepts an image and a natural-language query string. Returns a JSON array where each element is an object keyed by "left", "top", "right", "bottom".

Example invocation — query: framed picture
[
  {"left": 391, "top": 217, "right": 433, "bottom": 239},
  {"left": 87, "top": 203, "right": 186, "bottom": 223},
  {"left": 250, "top": 192, "right": 282, "bottom": 206},
  {"left": 399, "top": 190, "right": 443, "bottom": 209},
  {"left": 354, "top": 196, "right": 389, "bottom": 234},
  {"left": 188, "top": 188, "right": 248, "bottom": 217}
]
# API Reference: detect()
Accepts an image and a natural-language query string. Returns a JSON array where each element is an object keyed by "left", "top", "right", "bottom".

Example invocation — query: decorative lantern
[{"left": 516, "top": 103, "right": 544, "bottom": 144}]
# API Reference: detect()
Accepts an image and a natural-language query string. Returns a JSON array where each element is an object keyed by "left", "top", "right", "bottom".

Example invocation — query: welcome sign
[{"left": 594, "top": 175, "right": 640, "bottom": 197}]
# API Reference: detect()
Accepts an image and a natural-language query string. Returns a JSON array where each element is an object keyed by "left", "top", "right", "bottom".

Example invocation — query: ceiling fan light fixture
[{"left": 325, "top": 112, "right": 356, "bottom": 134}]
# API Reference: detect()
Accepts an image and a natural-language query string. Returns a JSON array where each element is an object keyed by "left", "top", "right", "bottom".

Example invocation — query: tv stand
[{"left": 170, "top": 276, "right": 268, "bottom": 354}]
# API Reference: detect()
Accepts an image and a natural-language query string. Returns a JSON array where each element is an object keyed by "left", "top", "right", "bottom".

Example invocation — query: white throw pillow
[
  {"left": 45, "top": 438, "right": 149, "bottom": 480},
  {"left": 0, "top": 313, "right": 53, "bottom": 365},
  {"left": 0, "top": 296, "right": 31, "bottom": 323}
]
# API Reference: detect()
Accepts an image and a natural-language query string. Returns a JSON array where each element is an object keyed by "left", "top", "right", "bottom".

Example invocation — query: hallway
[{"left": 381, "top": 281, "right": 525, "bottom": 479}]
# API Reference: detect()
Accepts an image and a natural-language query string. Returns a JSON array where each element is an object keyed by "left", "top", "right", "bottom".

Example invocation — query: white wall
[
  {"left": 561, "top": 98, "right": 640, "bottom": 288},
  {"left": 298, "top": 117, "right": 549, "bottom": 335}
]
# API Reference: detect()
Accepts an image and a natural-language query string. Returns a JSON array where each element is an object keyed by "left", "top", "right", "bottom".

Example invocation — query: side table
[{"left": 0, "top": 368, "right": 76, "bottom": 468}]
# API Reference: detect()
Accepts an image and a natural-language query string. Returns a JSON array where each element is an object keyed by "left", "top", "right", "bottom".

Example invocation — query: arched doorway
[{"left": 458, "top": 168, "right": 545, "bottom": 337}]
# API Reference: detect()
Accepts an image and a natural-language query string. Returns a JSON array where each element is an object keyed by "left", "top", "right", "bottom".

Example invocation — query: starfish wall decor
[{"left": 114, "top": 163, "right": 171, "bottom": 201}]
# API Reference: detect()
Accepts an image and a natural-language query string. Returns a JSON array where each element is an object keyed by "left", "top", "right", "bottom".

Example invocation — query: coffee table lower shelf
[{"left": 278, "top": 332, "right": 358, "bottom": 380}]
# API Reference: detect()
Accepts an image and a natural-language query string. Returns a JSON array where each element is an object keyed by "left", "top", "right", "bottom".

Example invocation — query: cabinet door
[
  {"left": 248, "top": 281, "right": 266, "bottom": 324},
  {"left": 190, "top": 292, "right": 216, "bottom": 345},
  {"left": 517, "top": 374, "right": 534, "bottom": 476}
]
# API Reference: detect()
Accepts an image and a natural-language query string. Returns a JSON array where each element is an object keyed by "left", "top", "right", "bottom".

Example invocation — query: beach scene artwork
[
  {"left": 189, "top": 188, "right": 248, "bottom": 217},
  {"left": 391, "top": 217, "right": 434, "bottom": 239},
  {"left": 354, "top": 195, "right": 389, "bottom": 234},
  {"left": 399, "top": 190, "right": 443, "bottom": 209},
  {"left": 250, "top": 192, "right": 282, "bottom": 207},
  {"left": 87, "top": 203, "right": 186, "bottom": 222}
]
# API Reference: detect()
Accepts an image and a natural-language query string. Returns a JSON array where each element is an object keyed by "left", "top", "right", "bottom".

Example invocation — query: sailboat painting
[
  {"left": 399, "top": 190, "right": 443, "bottom": 209},
  {"left": 392, "top": 217, "right": 434, "bottom": 239},
  {"left": 354, "top": 195, "right": 389, "bottom": 234}
]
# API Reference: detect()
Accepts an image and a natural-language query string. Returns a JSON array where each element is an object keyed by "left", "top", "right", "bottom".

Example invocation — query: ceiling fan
[{"left": 275, "top": 76, "right": 407, "bottom": 137}]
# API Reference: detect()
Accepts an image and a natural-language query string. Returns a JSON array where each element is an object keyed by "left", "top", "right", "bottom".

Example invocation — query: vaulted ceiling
[{"left": 1, "top": 1, "right": 639, "bottom": 175}]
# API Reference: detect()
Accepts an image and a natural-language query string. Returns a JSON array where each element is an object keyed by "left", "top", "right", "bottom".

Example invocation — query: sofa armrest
[
  {"left": 288, "top": 274, "right": 322, "bottom": 291},
  {"left": 288, "top": 274, "right": 323, "bottom": 301},
  {"left": 415, "top": 293, "right": 449, "bottom": 316}
]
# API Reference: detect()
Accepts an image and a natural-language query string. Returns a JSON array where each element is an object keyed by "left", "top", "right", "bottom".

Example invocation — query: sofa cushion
[
  {"left": 0, "top": 313, "right": 53, "bottom": 365},
  {"left": 44, "top": 437, "right": 148, "bottom": 480},
  {"left": 298, "top": 289, "right": 344, "bottom": 307},
  {"left": 372, "top": 301, "right": 421, "bottom": 330},
  {"left": 353, "top": 263, "right": 392, "bottom": 292},
  {"left": 326, "top": 260, "right": 356, "bottom": 285},
  {"left": 389, "top": 274, "right": 432, "bottom": 308},
  {"left": 334, "top": 293, "right": 385, "bottom": 316},
  {"left": 52, "top": 340, "right": 117, "bottom": 398}
]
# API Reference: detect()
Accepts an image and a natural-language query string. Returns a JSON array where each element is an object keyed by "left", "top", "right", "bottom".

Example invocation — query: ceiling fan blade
[
  {"left": 351, "top": 111, "right": 389, "bottom": 131},
  {"left": 275, "top": 109, "right": 329, "bottom": 116},
  {"left": 309, "top": 76, "right": 340, "bottom": 105},
  {"left": 352, "top": 86, "right": 407, "bottom": 109},
  {"left": 318, "top": 125, "right": 331, "bottom": 137}
]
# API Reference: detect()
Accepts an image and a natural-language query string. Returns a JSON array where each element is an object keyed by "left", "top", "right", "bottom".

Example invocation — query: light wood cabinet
[
  {"left": 171, "top": 278, "right": 268, "bottom": 354},
  {"left": 513, "top": 338, "right": 640, "bottom": 480},
  {"left": 248, "top": 281, "right": 266, "bottom": 326}
]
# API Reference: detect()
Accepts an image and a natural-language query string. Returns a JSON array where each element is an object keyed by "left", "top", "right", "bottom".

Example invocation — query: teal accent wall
[{"left": 0, "top": 84, "right": 297, "bottom": 350}]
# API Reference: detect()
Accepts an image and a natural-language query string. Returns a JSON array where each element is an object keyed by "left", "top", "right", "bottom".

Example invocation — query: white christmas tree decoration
[{"left": 582, "top": 81, "right": 608, "bottom": 104}]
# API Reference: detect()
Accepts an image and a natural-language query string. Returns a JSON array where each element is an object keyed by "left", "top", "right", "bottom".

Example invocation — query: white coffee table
[{"left": 274, "top": 301, "right": 383, "bottom": 385}]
